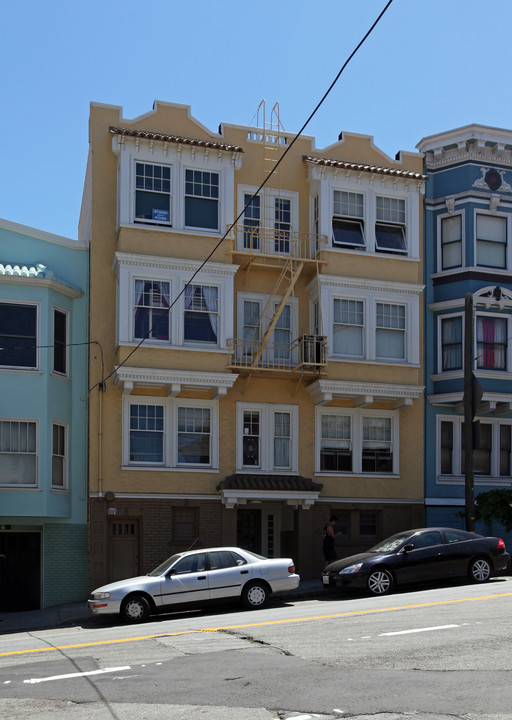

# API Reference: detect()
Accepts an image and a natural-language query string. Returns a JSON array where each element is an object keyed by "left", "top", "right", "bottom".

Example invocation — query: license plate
[{"left": 322, "top": 575, "right": 329, "bottom": 585}]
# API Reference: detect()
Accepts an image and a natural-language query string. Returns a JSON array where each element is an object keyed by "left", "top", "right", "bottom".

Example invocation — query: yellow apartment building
[{"left": 81, "top": 101, "right": 426, "bottom": 586}]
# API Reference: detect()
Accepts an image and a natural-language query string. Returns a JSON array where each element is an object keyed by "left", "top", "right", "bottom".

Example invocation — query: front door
[
  {"left": 237, "top": 509, "right": 261, "bottom": 553},
  {"left": 0, "top": 532, "right": 40, "bottom": 611},
  {"left": 108, "top": 520, "right": 140, "bottom": 582}
]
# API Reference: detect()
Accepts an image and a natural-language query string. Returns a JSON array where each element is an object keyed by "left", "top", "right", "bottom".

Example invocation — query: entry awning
[{"left": 218, "top": 474, "right": 323, "bottom": 509}]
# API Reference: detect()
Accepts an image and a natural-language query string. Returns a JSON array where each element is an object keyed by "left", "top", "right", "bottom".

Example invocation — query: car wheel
[
  {"left": 242, "top": 581, "right": 269, "bottom": 609},
  {"left": 367, "top": 568, "right": 394, "bottom": 595},
  {"left": 121, "top": 594, "right": 150, "bottom": 623},
  {"left": 469, "top": 557, "right": 492, "bottom": 583}
]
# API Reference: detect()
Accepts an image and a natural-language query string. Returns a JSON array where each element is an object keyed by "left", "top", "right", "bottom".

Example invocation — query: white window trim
[
  {"left": 0, "top": 300, "right": 40, "bottom": 372},
  {"left": 437, "top": 211, "right": 465, "bottom": 273},
  {"left": 0, "top": 418, "right": 39, "bottom": 488},
  {"left": 115, "top": 253, "right": 236, "bottom": 351},
  {"left": 114, "top": 138, "right": 235, "bottom": 236},
  {"left": 236, "top": 401, "right": 299, "bottom": 473},
  {"left": 123, "top": 395, "right": 219, "bottom": 470},
  {"left": 52, "top": 306, "right": 69, "bottom": 377},
  {"left": 51, "top": 421, "right": 68, "bottom": 489},
  {"left": 316, "top": 277, "right": 421, "bottom": 366},
  {"left": 437, "top": 311, "right": 464, "bottom": 375},
  {"left": 474, "top": 208, "right": 511, "bottom": 271},
  {"left": 319, "top": 178, "right": 419, "bottom": 259},
  {"left": 315, "top": 407, "right": 399, "bottom": 476},
  {"left": 436, "top": 414, "right": 512, "bottom": 483}
]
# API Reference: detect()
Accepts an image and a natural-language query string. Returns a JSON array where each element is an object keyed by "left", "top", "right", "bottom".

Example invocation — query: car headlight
[
  {"left": 339, "top": 563, "right": 363, "bottom": 575},
  {"left": 91, "top": 592, "right": 111, "bottom": 600}
]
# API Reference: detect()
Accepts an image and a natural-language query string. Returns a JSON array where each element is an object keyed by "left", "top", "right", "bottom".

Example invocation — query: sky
[{"left": 1, "top": 0, "right": 512, "bottom": 241}]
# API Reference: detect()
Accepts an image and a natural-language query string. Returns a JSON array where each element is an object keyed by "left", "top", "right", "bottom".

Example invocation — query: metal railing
[
  {"left": 232, "top": 225, "right": 327, "bottom": 261},
  {"left": 228, "top": 334, "right": 327, "bottom": 372}
]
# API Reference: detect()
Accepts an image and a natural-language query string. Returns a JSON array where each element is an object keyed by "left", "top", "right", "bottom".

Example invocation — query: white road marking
[
  {"left": 380, "top": 624, "right": 459, "bottom": 636},
  {"left": 24, "top": 666, "right": 131, "bottom": 684}
]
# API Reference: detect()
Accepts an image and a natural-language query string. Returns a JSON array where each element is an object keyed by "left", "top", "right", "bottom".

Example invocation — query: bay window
[
  {"left": 0, "top": 420, "right": 37, "bottom": 486},
  {"left": 438, "top": 416, "right": 512, "bottom": 480},
  {"left": 376, "top": 303, "right": 406, "bottom": 360},
  {"left": 52, "top": 423, "right": 67, "bottom": 488},
  {"left": 53, "top": 308, "right": 68, "bottom": 375},
  {"left": 333, "top": 299, "right": 364, "bottom": 357},
  {"left": 441, "top": 315, "right": 463, "bottom": 371},
  {"left": 440, "top": 214, "right": 462, "bottom": 270},
  {"left": 0, "top": 303, "right": 37, "bottom": 369},
  {"left": 476, "top": 214, "right": 507, "bottom": 269},
  {"left": 476, "top": 316, "right": 507, "bottom": 370},
  {"left": 135, "top": 162, "right": 171, "bottom": 224}
]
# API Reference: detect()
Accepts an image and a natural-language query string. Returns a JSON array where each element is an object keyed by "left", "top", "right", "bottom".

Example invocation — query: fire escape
[{"left": 228, "top": 101, "right": 328, "bottom": 376}]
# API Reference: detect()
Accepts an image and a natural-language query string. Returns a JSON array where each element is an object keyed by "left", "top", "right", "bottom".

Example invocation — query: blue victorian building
[
  {"left": 418, "top": 125, "right": 512, "bottom": 545},
  {"left": 0, "top": 218, "right": 89, "bottom": 609}
]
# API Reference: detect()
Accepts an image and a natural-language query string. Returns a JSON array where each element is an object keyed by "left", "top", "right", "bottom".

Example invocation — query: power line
[{"left": 89, "top": 0, "right": 395, "bottom": 392}]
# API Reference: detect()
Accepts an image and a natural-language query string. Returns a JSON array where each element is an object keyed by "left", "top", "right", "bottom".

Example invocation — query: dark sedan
[{"left": 322, "top": 527, "right": 510, "bottom": 596}]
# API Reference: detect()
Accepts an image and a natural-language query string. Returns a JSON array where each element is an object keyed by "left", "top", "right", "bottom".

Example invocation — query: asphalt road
[{"left": 1, "top": 577, "right": 512, "bottom": 720}]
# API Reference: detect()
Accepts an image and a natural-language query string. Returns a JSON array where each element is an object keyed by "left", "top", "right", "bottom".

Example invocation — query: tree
[{"left": 475, "top": 489, "right": 512, "bottom": 533}]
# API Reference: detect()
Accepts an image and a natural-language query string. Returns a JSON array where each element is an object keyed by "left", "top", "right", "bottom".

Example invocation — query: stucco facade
[
  {"left": 0, "top": 218, "right": 89, "bottom": 609},
  {"left": 418, "top": 125, "right": 512, "bottom": 545},
  {"left": 83, "top": 101, "right": 425, "bottom": 586}
]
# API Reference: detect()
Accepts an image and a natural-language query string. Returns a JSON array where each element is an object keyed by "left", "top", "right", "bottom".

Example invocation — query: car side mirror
[{"left": 403, "top": 544, "right": 414, "bottom": 553}]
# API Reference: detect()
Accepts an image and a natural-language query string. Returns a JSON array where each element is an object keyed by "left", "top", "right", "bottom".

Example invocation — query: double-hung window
[
  {"left": 177, "top": 407, "right": 211, "bottom": 465},
  {"left": 0, "top": 420, "right": 37, "bottom": 486},
  {"left": 274, "top": 198, "right": 291, "bottom": 254},
  {"left": 53, "top": 309, "right": 68, "bottom": 375},
  {"left": 375, "top": 196, "right": 407, "bottom": 254},
  {"left": 441, "top": 215, "right": 462, "bottom": 270},
  {"left": 135, "top": 162, "right": 171, "bottom": 224},
  {"left": 0, "top": 303, "right": 37, "bottom": 369},
  {"left": 185, "top": 169, "right": 219, "bottom": 230},
  {"left": 476, "top": 315, "right": 507, "bottom": 370},
  {"left": 441, "top": 315, "right": 463, "bottom": 371},
  {"left": 242, "top": 300, "right": 261, "bottom": 361},
  {"left": 129, "top": 404, "right": 164, "bottom": 464},
  {"left": 362, "top": 416, "right": 393, "bottom": 473},
  {"left": 134, "top": 280, "right": 170, "bottom": 341},
  {"left": 333, "top": 299, "right": 364, "bottom": 357},
  {"left": 317, "top": 409, "right": 397, "bottom": 474},
  {"left": 439, "top": 416, "right": 512, "bottom": 479},
  {"left": 243, "top": 193, "right": 260, "bottom": 250},
  {"left": 52, "top": 423, "right": 66, "bottom": 488},
  {"left": 184, "top": 284, "right": 219, "bottom": 345},
  {"left": 332, "top": 191, "right": 365, "bottom": 249},
  {"left": 320, "top": 414, "right": 352, "bottom": 471},
  {"left": 376, "top": 303, "right": 406, "bottom": 360},
  {"left": 476, "top": 214, "right": 507, "bottom": 269},
  {"left": 239, "top": 403, "right": 297, "bottom": 472}
]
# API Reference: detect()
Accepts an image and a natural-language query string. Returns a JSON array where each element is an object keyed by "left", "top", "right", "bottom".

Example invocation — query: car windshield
[
  {"left": 368, "top": 533, "right": 412, "bottom": 553},
  {"left": 147, "top": 554, "right": 182, "bottom": 576}
]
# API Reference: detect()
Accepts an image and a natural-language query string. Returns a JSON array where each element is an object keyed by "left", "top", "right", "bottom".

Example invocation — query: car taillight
[
  {"left": 288, "top": 565, "right": 295, "bottom": 573},
  {"left": 497, "top": 538, "right": 506, "bottom": 550}
]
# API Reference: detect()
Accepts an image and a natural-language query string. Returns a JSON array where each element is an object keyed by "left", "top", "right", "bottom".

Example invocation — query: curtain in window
[
  {"left": 477, "top": 316, "right": 506, "bottom": 370},
  {"left": 184, "top": 285, "right": 218, "bottom": 342},
  {"left": 134, "top": 280, "right": 170, "bottom": 340}
]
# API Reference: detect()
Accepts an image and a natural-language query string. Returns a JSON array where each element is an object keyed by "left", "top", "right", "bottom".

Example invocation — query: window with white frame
[
  {"left": 237, "top": 292, "right": 297, "bottom": 366},
  {"left": 135, "top": 162, "right": 171, "bottom": 225},
  {"left": 375, "top": 303, "right": 406, "bottom": 360},
  {"left": 51, "top": 423, "right": 67, "bottom": 488},
  {"left": 236, "top": 186, "right": 298, "bottom": 256},
  {"left": 316, "top": 408, "right": 398, "bottom": 474},
  {"left": 476, "top": 214, "right": 507, "bottom": 269},
  {"left": 185, "top": 169, "right": 219, "bottom": 230},
  {"left": 238, "top": 402, "right": 298, "bottom": 472},
  {"left": 439, "top": 416, "right": 512, "bottom": 478},
  {"left": 332, "top": 191, "right": 365, "bottom": 249},
  {"left": 440, "top": 315, "right": 463, "bottom": 371},
  {"left": 274, "top": 197, "right": 291, "bottom": 254},
  {"left": 184, "top": 284, "right": 219, "bottom": 345},
  {"left": 333, "top": 299, "right": 364, "bottom": 357},
  {"left": 440, "top": 214, "right": 462, "bottom": 270},
  {"left": 0, "top": 420, "right": 37, "bottom": 486},
  {"left": 476, "top": 315, "right": 508, "bottom": 371},
  {"left": 116, "top": 254, "right": 235, "bottom": 351},
  {"left": 53, "top": 308, "right": 68, "bottom": 375},
  {"left": 134, "top": 280, "right": 170, "bottom": 341},
  {"left": 375, "top": 196, "right": 407, "bottom": 254},
  {"left": 243, "top": 193, "right": 260, "bottom": 250},
  {"left": 0, "top": 303, "right": 37, "bottom": 369},
  {"left": 125, "top": 397, "right": 217, "bottom": 469}
]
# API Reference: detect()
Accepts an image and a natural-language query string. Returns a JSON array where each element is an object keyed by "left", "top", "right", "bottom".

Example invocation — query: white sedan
[{"left": 88, "top": 546, "right": 300, "bottom": 623}]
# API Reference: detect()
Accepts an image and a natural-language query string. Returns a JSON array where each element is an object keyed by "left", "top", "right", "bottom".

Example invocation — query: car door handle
[
  {"left": 197, "top": 576, "right": 206, "bottom": 580},
  {"left": 240, "top": 570, "right": 249, "bottom": 574}
]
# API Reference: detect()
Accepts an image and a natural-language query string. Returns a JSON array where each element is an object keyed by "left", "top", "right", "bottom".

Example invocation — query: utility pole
[{"left": 463, "top": 292, "right": 475, "bottom": 532}]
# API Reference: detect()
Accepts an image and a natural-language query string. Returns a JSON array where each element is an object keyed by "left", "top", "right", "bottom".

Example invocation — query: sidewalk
[{"left": 0, "top": 578, "right": 325, "bottom": 634}]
